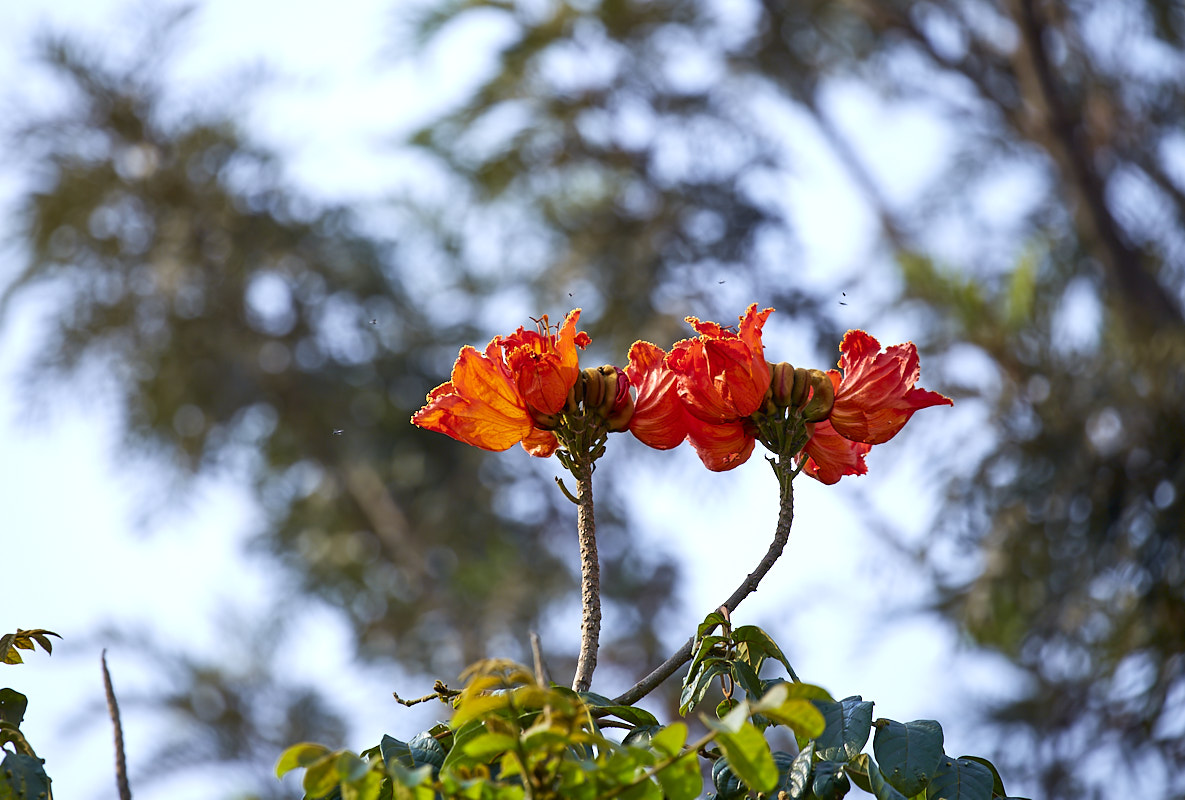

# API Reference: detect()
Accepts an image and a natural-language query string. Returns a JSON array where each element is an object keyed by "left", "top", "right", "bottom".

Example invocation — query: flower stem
[
  {"left": 571, "top": 454, "right": 601, "bottom": 693},
  {"left": 614, "top": 458, "right": 796, "bottom": 705}
]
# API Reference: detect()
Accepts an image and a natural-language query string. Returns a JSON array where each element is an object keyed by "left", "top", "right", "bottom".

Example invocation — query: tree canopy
[{"left": 3, "top": 1, "right": 1183, "bottom": 797}]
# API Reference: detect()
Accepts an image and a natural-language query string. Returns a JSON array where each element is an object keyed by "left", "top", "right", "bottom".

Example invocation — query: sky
[{"left": 0, "top": 2, "right": 1029, "bottom": 799}]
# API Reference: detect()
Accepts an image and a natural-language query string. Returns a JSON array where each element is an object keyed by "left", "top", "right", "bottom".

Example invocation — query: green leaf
[
  {"left": 873, "top": 719, "right": 944, "bottom": 797},
  {"left": 779, "top": 745, "right": 813, "bottom": 800},
  {"left": 581, "top": 692, "right": 660, "bottom": 727},
  {"left": 708, "top": 709, "right": 778, "bottom": 794},
  {"left": 732, "top": 625, "right": 799, "bottom": 681},
  {"left": 0, "top": 630, "right": 60, "bottom": 665},
  {"left": 813, "top": 696, "right": 874, "bottom": 762},
  {"left": 811, "top": 760, "right": 851, "bottom": 800},
  {"left": 408, "top": 731, "right": 446, "bottom": 773},
  {"left": 754, "top": 682, "right": 826, "bottom": 739},
  {"left": 653, "top": 750, "right": 700, "bottom": 800},
  {"left": 458, "top": 731, "right": 517, "bottom": 759},
  {"left": 679, "top": 658, "right": 727, "bottom": 715},
  {"left": 697, "top": 611, "right": 729, "bottom": 639},
  {"left": 380, "top": 735, "right": 413, "bottom": 768},
  {"left": 0, "top": 690, "right": 28, "bottom": 729},
  {"left": 276, "top": 742, "right": 333, "bottom": 778},
  {"left": 730, "top": 658, "right": 765, "bottom": 702},
  {"left": 688, "top": 635, "right": 730, "bottom": 675},
  {"left": 622, "top": 725, "right": 662, "bottom": 748},
  {"left": 712, "top": 758, "right": 747, "bottom": 800},
  {"left": 303, "top": 750, "right": 345, "bottom": 798},
  {"left": 958, "top": 756, "right": 1006, "bottom": 798},
  {"left": 648, "top": 722, "right": 687, "bottom": 757},
  {"left": 0, "top": 752, "right": 52, "bottom": 799},
  {"left": 342, "top": 769, "right": 385, "bottom": 800},
  {"left": 849, "top": 754, "right": 910, "bottom": 800},
  {"left": 926, "top": 756, "right": 994, "bottom": 800}
]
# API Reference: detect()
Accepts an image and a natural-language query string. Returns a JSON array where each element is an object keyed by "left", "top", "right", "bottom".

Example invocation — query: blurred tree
[
  {"left": 8, "top": 0, "right": 1184, "bottom": 797},
  {"left": 405, "top": 0, "right": 1185, "bottom": 797}
]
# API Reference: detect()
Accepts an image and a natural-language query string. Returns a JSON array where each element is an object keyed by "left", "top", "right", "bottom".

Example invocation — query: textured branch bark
[
  {"left": 102, "top": 650, "right": 132, "bottom": 800},
  {"left": 571, "top": 461, "right": 601, "bottom": 693}
]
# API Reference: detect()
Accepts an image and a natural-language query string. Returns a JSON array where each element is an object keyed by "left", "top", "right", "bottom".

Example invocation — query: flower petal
[
  {"left": 626, "top": 340, "right": 692, "bottom": 449},
  {"left": 504, "top": 309, "right": 588, "bottom": 414},
  {"left": 685, "top": 417, "right": 756, "bottom": 472},
  {"left": 798, "top": 418, "right": 872, "bottom": 484},
  {"left": 667, "top": 304, "right": 772, "bottom": 422},
  {"left": 829, "top": 330, "right": 953, "bottom": 445},
  {"left": 411, "top": 342, "right": 533, "bottom": 451}
]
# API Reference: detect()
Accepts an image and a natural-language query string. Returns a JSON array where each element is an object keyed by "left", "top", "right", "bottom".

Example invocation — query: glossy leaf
[
  {"left": 0, "top": 752, "right": 51, "bottom": 799},
  {"left": 679, "top": 658, "right": 728, "bottom": 715},
  {"left": 712, "top": 758, "right": 748, "bottom": 800},
  {"left": 0, "top": 690, "right": 27, "bottom": 729},
  {"left": 708, "top": 705, "right": 778, "bottom": 794},
  {"left": 581, "top": 692, "right": 660, "bottom": 727},
  {"left": 811, "top": 760, "right": 851, "bottom": 800},
  {"left": 812, "top": 696, "right": 874, "bottom": 762},
  {"left": 733, "top": 625, "right": 799, "bottom": 680},
  {"left": 408, "top": 731, "right": 446, "bottom": 774},
  {"left": 926, "top": 756, "right": 994, "bottom": 800},
  {"left": 779, "top": 744, "right": 813, "bottom": 800},
  {"left": 873, "top": 719, "right": 944, "bottom": 797},
  {"left": 958, "top": 756, "right": 1006, "bottom": 798},
  {"left": 849, "top": 754, "right": 910, "bottom": 800}
]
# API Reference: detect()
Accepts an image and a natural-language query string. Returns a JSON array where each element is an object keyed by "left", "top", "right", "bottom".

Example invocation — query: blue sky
[{"left": 0, "top": 2, "right": 1029, "bottom": 798}]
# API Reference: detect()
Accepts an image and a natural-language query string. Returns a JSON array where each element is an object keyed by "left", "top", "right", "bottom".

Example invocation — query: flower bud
[
  {"left": 580, "top": 366, "right": 605, "bottom": 411},
  {"left": 800, "top": 369, "right": 835, "bottom": 422},
  {"left": 528, "top": 406, "right": 562, "bottom": 430},
  {"left": 606, "top": 369, "right": 635, "bottom": 432},
  {"left": 769, "top": 362, "right": 798, "bottom": 409},
  {"left": 790, "top": 367, "right": 812, "bottom": 409}
]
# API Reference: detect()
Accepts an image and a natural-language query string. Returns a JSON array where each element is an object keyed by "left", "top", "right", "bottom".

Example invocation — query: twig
[
  {"left": 571, "top": 458, "right": 601, "bottom": 693},
  {"left": 392, "top": 680, "right": 460, "bottom": 707},
  {"left": 530, "top": 631, "right": 550, "bottom": 686},
  {"left": 101, "top": 649, "right": 132, "bottom": 800},
  {"left": 614, "top": 468, "right": 796, "bottom": 706}
]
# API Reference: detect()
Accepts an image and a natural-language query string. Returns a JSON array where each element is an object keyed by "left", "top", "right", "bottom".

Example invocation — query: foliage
[
  {"left": 0, "top": 629, "right": 58, "bottom": 799},
  {"left": 279, "top": 614, "right": 1028, "bottom": 800}
]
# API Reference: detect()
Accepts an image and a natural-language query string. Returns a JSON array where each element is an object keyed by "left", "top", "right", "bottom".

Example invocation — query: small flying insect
[
  {"left": 332, "top": 429, "right": 344, "bottom": 436},
  {"left": 718, "top": 280, "right": 726, "bottom": 284},
  {"left": 369, "top": 319, "right": 378, "bottom": 325},
  {"left": 839, "top": 292, "right": 848, "bottom": 307}
]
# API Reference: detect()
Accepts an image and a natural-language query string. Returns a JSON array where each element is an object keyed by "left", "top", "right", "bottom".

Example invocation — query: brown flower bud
[{"left": 800, "top": 369, "right": 836, "bottom": 422}]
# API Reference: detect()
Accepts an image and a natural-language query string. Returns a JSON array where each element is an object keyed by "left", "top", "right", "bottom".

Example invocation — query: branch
[
  {"left": 102, "top": 650, "right": 132, "bottom": 800},
  {"left": 613, "top": 472, "right": 795, "bottom": 706},
  {"left": 571, "top": 460, "right": 601, "bottom": 693},
  {"left": 1004, "top": 0, "right": 1182, "bottom": 329}
]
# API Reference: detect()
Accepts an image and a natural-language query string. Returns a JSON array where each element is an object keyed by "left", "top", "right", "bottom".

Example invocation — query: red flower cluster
[
  {"left": 626, "top": 305, "right": 951, "bottom": 482},
  {"left": 413, "top": 304, "right": 951, "bottom": 483}
]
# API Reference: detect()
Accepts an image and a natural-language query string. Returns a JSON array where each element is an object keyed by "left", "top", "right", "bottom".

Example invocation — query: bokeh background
[{"left": 3, "top": 1, "right": 1184, "bottom": 798}]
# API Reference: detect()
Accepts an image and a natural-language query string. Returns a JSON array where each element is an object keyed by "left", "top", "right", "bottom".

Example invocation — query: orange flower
[
  {"left": 502, "top": 310, "right": 592, "bottom": 415},
  {"left": 826, "top": 330, "right": 952, "bottom": 445},
  {"left": 626, "top": 340, "right": 756, "bottom": 471},
  {"left": 411, "top": 310, "right": 591, "bottom": 457},
  {"left": 666, "top": 304, "right": 773, "bottom": 423}
]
